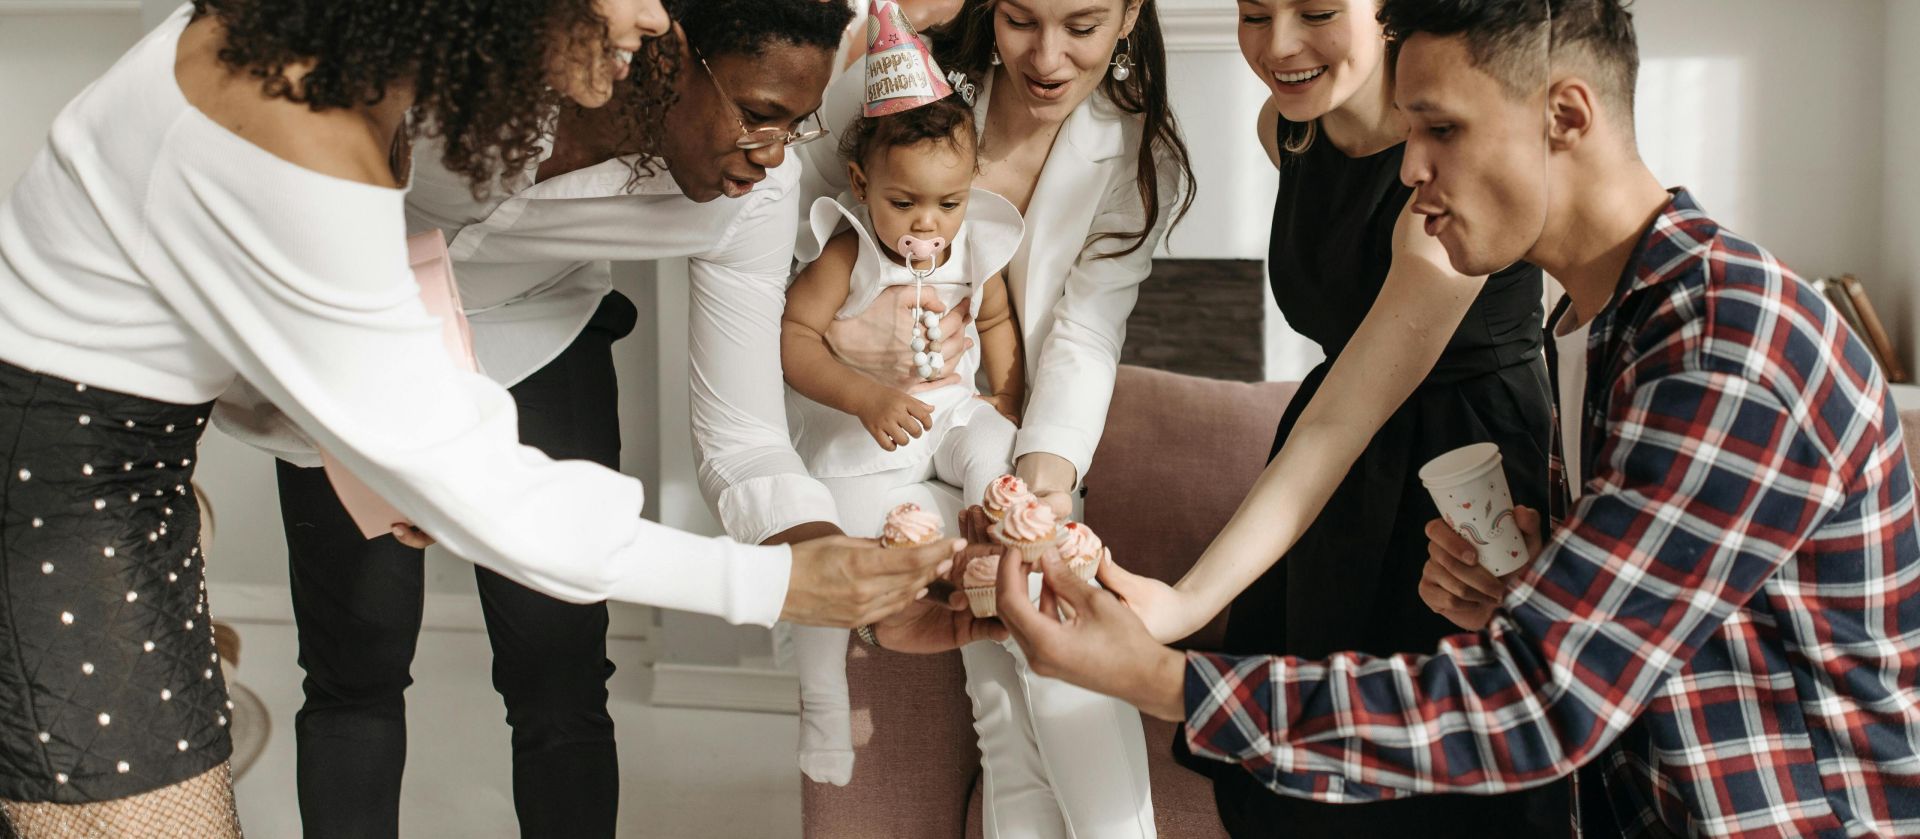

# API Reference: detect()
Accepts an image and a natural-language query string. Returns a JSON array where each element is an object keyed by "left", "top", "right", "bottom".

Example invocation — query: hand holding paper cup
[{"left": 1418, "top": 442, "right": 1529, "bottom": 576}]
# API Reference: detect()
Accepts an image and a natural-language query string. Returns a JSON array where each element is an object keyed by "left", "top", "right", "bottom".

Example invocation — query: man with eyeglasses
[{"left": 260, "top": 2, "right": 1001, "bottom": 837}]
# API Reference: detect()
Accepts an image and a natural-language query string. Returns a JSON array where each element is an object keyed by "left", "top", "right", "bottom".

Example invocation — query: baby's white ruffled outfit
[{"left": 787, "top": 190, "right": 1156, "bottom": 839}]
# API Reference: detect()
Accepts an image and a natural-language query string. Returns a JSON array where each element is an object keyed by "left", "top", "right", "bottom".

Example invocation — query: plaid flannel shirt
[{"left": 1183, "top": 191, "right": 1920, "bottom": 837}]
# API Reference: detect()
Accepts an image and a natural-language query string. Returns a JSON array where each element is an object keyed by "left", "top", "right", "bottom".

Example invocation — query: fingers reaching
[
  {"left": 1093, "top": 553, "right": 1143, "bottom": 598},
  {"left": 995, "top": 546, "right": 1045, "bottom": 636},
  {"left": 1035, "top": 550, "right": 1097, "bottom": 612},
  {"left": 957, "top": 505, "right": 993, "bottom": 543},
  {"left": 391, "top": 524, "right": 434, "bottom": 549},
  {"left": 1514, "top": 505, "right": 1545, "bottom": 557},
  {"left": 1424, "top": 517, "right": 1479, "bottom": 564}
]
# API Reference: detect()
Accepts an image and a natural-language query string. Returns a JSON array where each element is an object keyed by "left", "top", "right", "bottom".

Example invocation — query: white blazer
[{"left": 799, "top": 67, "right": 1176, "bottom": 483}]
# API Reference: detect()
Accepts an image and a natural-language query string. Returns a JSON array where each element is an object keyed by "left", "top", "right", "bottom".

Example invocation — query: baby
[{"left": 780, "top": 94, "right": 1026, "bottom": 785}]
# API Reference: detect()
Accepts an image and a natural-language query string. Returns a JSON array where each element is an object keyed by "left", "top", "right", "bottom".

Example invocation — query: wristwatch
[{"left": 854, "top": 623, "right": 883, "bottom": 649}]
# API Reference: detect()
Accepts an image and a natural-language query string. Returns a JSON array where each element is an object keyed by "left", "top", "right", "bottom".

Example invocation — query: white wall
[
  {"left": 1632, "top": 0, "right": 1887, "bottom": 287},
  {"left": 1888, "top": 0, "right": 1920, "bottom": 374},
  {"left": 0, "top": 9, "right": 144, "bottom": 190}
]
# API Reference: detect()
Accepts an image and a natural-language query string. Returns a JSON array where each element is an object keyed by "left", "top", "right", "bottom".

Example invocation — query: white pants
[
  {"left": 788, "top": 408, "right": 1155, "bottom": 837},
  {"left": 789, "top": 406, "right": 1018, "bottom": 786},
  {"left": 961, "top": 571, "right": 1157, "bottom": 839}
]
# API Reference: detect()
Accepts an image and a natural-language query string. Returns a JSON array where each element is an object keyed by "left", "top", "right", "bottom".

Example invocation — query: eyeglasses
[{"left": 697, "top": 53, "right": 829, "bottom": 150}]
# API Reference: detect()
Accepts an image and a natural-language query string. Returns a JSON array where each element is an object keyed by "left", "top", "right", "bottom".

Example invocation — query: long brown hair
[{"left": 933, "top": 0, "right": 1195, "bottom": 258}]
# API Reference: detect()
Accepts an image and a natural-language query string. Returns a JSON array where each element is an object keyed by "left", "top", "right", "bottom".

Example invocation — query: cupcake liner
[
  {"left": 965, "top": 585, "right": 997, "bottom": 618},
  {"left": 1064, "top": 555, "right": 1099, "bottom": 582},
  {"left": 880, "top": 535, "right": 942, "bottom": 549}
]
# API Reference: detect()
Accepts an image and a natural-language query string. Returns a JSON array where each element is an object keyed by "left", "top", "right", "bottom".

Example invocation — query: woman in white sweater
[{"left": 0, "top": 1, "right": 977, "bottom": 834}]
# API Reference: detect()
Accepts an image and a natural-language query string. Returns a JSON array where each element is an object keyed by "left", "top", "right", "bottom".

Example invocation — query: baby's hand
[{"left": 858, "top": 388, "right": 935, "bottom": 451}]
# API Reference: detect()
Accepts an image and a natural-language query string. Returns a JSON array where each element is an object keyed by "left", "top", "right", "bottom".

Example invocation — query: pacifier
[
  {"left": 898, "top": 234, "right": 947, "bottom": 382},
  {"left": 896, "top": 235, "right": 946, "bottom": 263}
]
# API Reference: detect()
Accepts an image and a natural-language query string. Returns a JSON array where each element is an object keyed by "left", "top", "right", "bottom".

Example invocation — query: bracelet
[{"left": 854, "top": 623, "right": 883, "bottom": 649}]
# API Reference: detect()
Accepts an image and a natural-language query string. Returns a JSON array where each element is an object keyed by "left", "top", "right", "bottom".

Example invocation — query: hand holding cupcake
[
  {"left": 962, "top": 552, "right": 1002, "bottom": 618},
  {"left": 1056, "top": 521, "right": 1107, "bottom": 583},
  {"left": 982, "top": 474, "right": 1033, "bottom": 523},
  {"left": 989, "top": 498, "right": 1064, "bottom": 556},
  {"left": 881, "top": 502, "right": 944, "bottom": 548}
]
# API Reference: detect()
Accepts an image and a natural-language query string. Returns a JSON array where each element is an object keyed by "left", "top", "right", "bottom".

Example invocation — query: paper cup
[{"left": 1418, "top": 443, "right": 1528, "bottom": 576}]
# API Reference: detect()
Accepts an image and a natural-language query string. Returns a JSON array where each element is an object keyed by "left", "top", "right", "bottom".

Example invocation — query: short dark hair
[
  {"left": 838, "top": 96, "right": 978, "bottom": 170},
  {"left": 671, "top": 0, "right": 853, "bottom": 60},
  {"left": 1379, "top": 0, "right": 1639, "bottom": 120}
]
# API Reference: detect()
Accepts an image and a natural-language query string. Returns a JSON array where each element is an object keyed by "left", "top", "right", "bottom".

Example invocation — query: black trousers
[{"left": 275, "top": 292, "right": 637, "bottom": 838}]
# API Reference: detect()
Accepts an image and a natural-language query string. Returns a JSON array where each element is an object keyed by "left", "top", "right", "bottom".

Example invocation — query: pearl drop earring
[
  {"left": 1108, "top": 38, "right": 1134, "bottom": 82},
  {"left": 990, "top": 49, "right": 1001, "bottom": 66}
]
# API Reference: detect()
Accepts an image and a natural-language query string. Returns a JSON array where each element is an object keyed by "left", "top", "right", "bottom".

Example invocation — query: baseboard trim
[
  {"left": 206, "top": 582, "right": 652, "bottom": 641},
  {"left": 649, "top": 663, "right": 797, "bottom": 715}
]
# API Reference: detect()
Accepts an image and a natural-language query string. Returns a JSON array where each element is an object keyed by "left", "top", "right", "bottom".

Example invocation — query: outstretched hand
[
  {"left": 995, "top": 547, "right": 1187, "bottom": 721},
  {"left": 1096, "top": 559, "right": 1209, "bottom": 644},
  {"left": 783, "top": 536, "right": 962, "bottom": 628},
  {"left": 874, "top": 585, "right": 1006, "bottom": 653}
]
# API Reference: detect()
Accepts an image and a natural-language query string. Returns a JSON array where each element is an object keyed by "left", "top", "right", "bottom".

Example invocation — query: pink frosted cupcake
[
  {"left": 981, "top": 474, "right": 1033, "bottom": 523},
  {"left": 962, "top": 553, "right": 1001, "bottom": 618},
  {"left": 1056, "top": 521, "right": 1107, "bottom": 583},
  {"left": 988, "top": 499, "right": 1062, "bottom": 555},
  {"left": 880, "top": 503, "right": 944, "bottom": 548}
]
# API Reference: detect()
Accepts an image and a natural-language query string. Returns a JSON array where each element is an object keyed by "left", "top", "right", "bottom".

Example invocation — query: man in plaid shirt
[{"left": 992, "top": 0, "right": 1920, "bottom": 836}]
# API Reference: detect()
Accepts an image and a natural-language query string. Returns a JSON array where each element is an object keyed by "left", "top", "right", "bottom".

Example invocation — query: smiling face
[
  {"left": 659, "top": 40, "right": 834, "bottom": 203},
  {"left": 851, "top": 136, "right": 977, "bottom": 266},
  {"left": 991, "top": 0, "right": 1140, "bottom": 125},
  {"left": 1236, "top": 0, "right": 1386, "bottom": 123},
  {"left": 1394, "top": 32, "right": 1551, "bottom": 276},
  {"left": 547, "top": 0, "right": 672, "bottom": 108}
]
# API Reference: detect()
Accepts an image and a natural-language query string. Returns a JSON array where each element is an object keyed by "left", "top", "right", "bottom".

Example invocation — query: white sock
[{"left": 792, "top": 624, "right": 854, "bottom": 785}]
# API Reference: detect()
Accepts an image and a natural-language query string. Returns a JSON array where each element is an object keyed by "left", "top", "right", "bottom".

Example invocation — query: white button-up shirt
[{"left": 404, "top": 138, "right": 843, "bottom": 546}]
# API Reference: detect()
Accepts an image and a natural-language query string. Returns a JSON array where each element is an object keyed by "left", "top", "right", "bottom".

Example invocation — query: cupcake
[
  {"left": 988, "top": 499, "right": 1062, "bottom": 556},
  {"left": 981, "top": 474, "right": 1033, "bottom": 523},
  {"left": 1056, "top": 521, "right": 1107, "bottom": 583},
  {"left": 880, "top": 502, "right": 944, "bottom": 548},
  {"left": 962, "top": 553, "right": 1001, "bottom": 618}
]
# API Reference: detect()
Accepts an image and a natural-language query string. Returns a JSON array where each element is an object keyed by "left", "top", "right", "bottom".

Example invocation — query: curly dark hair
[
  {"left": 838, "top": 96, "right": 979, "bottom": 170},
  {"left": 669, "top": 0, "right": 853, "bottom": 59},
  {"left": 932, "top": 0, "right": 1195, "bottom": 258},
  {"left": 191, "top": 0, "right": 680, "bottom": 194}
]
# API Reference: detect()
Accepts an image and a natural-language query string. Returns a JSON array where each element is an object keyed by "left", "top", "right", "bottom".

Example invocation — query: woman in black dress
[{"left": 1098, "top": 0, "right": 1568, "bottom": 834}]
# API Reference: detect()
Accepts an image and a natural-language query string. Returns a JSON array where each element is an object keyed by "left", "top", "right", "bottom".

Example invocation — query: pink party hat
[{"left": 863, "top": 0, "right": 953, "bottom": 117}]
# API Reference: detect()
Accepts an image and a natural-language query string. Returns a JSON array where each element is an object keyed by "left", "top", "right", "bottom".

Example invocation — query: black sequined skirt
[{"left": 0, "top": 359, "right": 231, "bottom": 803}]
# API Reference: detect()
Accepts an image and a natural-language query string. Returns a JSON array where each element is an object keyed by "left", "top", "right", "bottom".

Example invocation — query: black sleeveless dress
[{"left": 1180, "top": 125, "right": 1570, "bottom": 836}]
